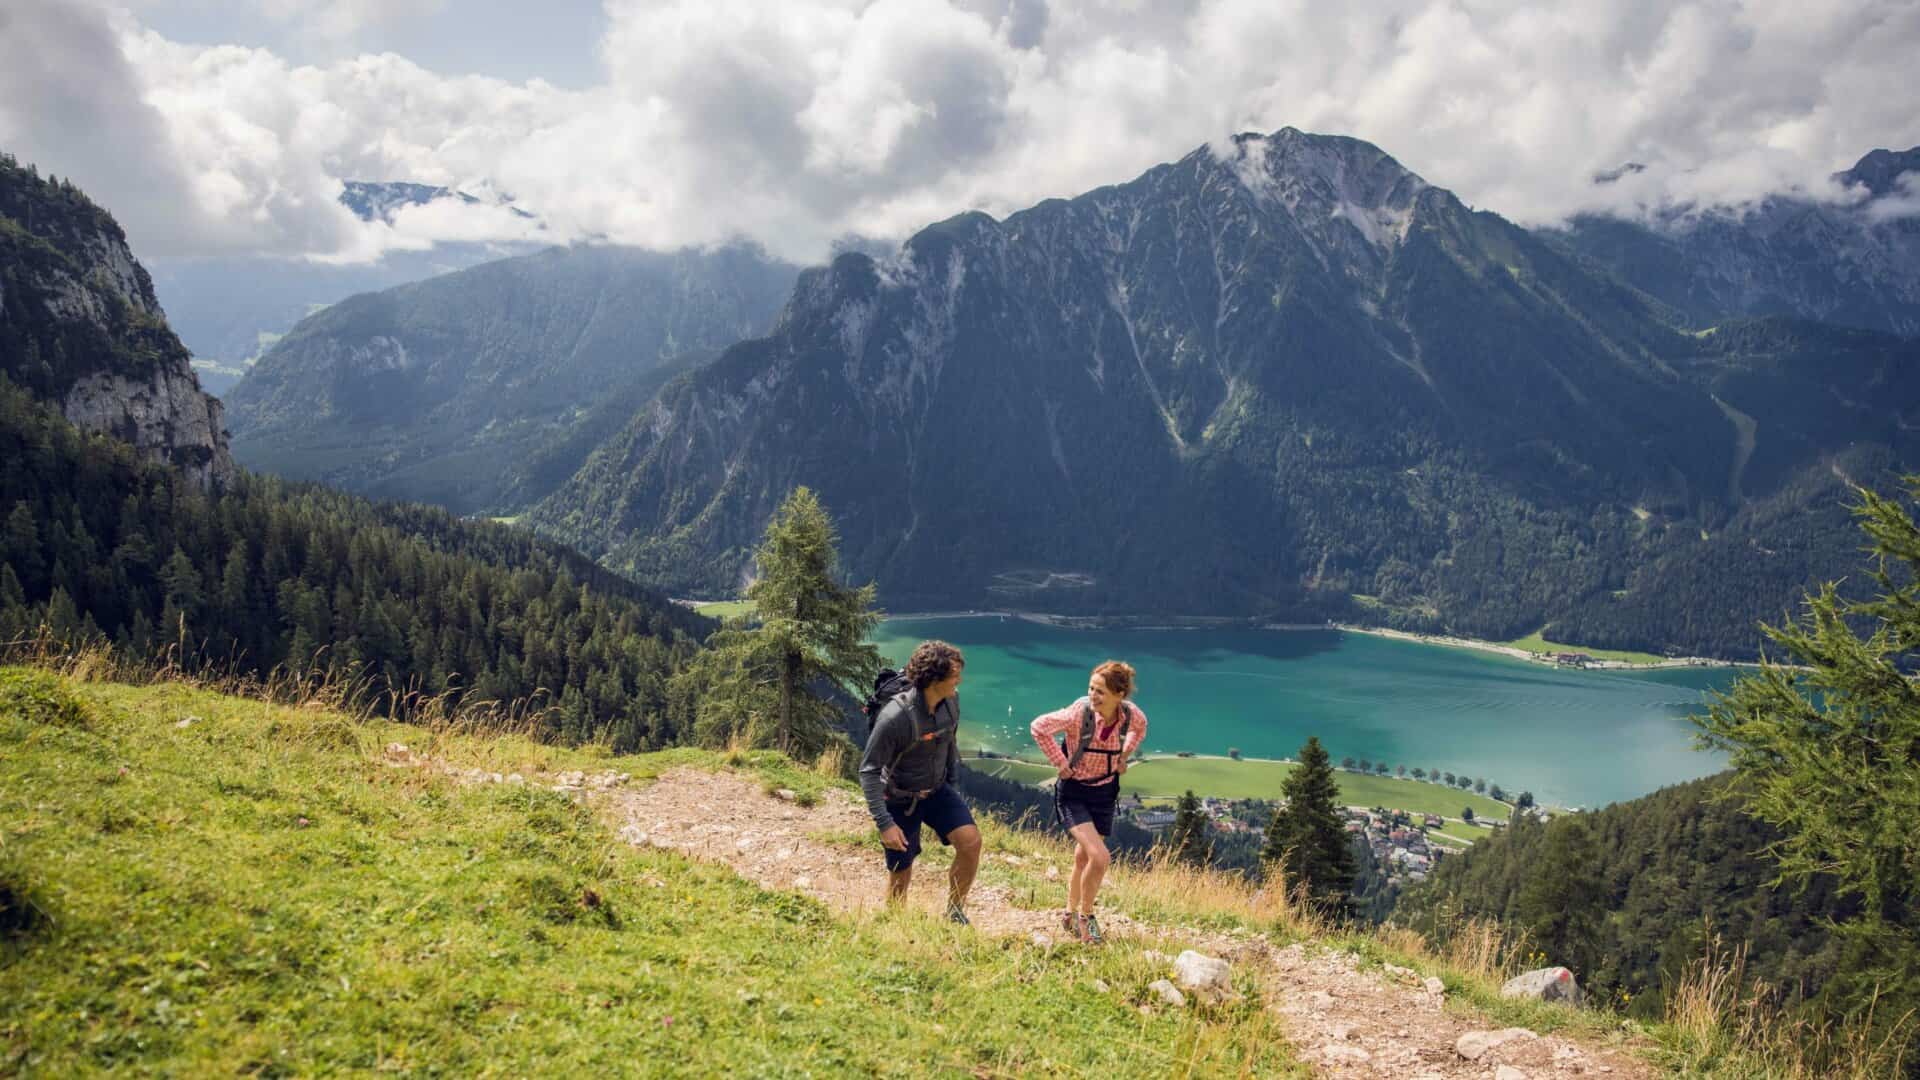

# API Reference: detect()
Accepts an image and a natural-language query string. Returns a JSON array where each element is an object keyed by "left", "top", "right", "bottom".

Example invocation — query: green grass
[
  {"left": 1123, "top": 757, "right": 1511, "bottom": 819},
  {"left": 1502, "top": 630, "right": 1669, "bottom": 666},
  {"left": 691, "top": 600, "right": 755, "bottom": 620},
  {"left": 0, "top": 669, "right": 1301, "bottom": 1077}
]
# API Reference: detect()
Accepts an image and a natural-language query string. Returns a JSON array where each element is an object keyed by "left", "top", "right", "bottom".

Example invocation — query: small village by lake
[{"left": 870, "top": 615, "right": 1740, "bottom": 812}]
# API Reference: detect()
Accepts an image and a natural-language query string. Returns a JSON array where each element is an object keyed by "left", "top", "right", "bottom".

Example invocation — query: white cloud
[{"left": 4, "top": 0, "right": 1915, "bottom": 262}]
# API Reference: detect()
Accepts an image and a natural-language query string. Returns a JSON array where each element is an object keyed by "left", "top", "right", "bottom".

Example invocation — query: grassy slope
[
  {"left": 1501, "top": 630, "right": 1668, "bottom": 666},
  {"left": 0, "top": 669, "right": 1300, "bottom": 1077},
  {"left": 1082, "top": 757, "right": 1510, "bottom": 820}
]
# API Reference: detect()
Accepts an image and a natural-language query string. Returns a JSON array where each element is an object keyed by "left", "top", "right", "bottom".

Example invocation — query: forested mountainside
[
  {"left": 224, "top": 243, "right": 797, "bottom": 514},
  {"left": 1394, "top": 775, "right": 1852, "bottom": 1020},
  {"left": 1551, "top": 146, "right": 1920, "bottom": 338},
  {"left": 0, "top": 153, "right": 232, "bottom": 489},
  {"left": 0, "top": 155, "right": 713, "bottom": 746},
  {"left": 530, "top": 128, "right": 1920, "bottom": 659},
  {"left": 0, "top": 378, "right": 708, "bottom": 749}
]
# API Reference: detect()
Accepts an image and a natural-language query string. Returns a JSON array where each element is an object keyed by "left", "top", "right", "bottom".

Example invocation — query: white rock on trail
[
  {"left": 1173, "top": 951, "right": 1233, "bottom": 999},
  {"left": 1031, "top": 932, "right": 1054, "bottom": 948},
  {"left": 1147, "top": 980, "right": 1188, "bottom": 1008},
  {"left": 1495, "top": 1067, "right": 1529, "bottom": 1080},
  {"left": 619, "top": 825, "right": 648, "bottom": 846},
  {"left": 1045, "top": 865, "right": 1059, "bottom": 880},
  {"left": 775, "top": 789, "right": 797, "bottom": 801},
  {"left": 1424, "top": 975, "right": 1446, "bottom": 996},
  {"left": 1502, "top": 966, "right": 1585, "bottom": 1007},
  {"left": 1456, "top": 1028, "right": 1539, "bottom": 1061}
]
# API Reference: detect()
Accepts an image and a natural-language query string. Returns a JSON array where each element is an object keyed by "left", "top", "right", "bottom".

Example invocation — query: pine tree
[
  {"left": 1168, "top": 789, "right": 1212, "bottom": 866},
  {"left": 670, "top": 487, "right": 883, "bottom": 763},
  {"left": 1698, "top": 479, "right": 1920, "bottom": 1049},
  {"left": 1262, "top": 735, "right": 1355, "bottom": 914},
  {"left": 1513, "top": 816, "right": 1602, "bottom": 974},
  {"left": 6, "top": 501, "right": 44, "bottom": 588},
  {"left": 745, "top": 487, "right": 884, "bottom": 754}
]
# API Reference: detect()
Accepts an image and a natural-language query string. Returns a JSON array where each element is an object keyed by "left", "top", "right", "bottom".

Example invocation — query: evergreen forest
[{"left": 0, "top": 379, "right": 709, "bottom": 750}]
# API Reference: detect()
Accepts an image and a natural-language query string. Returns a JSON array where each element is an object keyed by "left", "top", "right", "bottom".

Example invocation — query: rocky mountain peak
[
  {"left": 1834, "top": 146, "right": 1920, "bottom": 200},
  {"left": 1212, "top": 128, "right": 1431, "bottom": 250}
]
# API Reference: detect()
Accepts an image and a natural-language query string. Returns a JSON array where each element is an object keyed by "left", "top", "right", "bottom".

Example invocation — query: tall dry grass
[
  {"left": 1663, "top": 932, "right": 1913, "bottom": 1078},
  {"left": 1, "top": 622, "right": 556, "bottom": 742},
  {"left": 1113, "top": 844, "right": 1330, "bottom": 939}
]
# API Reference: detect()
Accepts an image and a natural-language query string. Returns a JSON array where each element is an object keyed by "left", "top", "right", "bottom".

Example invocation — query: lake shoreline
[{"left": 881, "top": 609, "right": 1751, "bottom": 671}]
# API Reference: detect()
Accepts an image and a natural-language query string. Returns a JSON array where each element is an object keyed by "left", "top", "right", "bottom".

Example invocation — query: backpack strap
[
  {"left": 1064, "top": 702, "right": 1134, "bottom": 776},
  {"left": 881, "top": 692, "right": 946, "bottom": 806}
]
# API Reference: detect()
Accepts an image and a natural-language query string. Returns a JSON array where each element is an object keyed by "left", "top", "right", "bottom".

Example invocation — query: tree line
[{"left": 0, "top": 380, "right": 709, "bottom": 749}]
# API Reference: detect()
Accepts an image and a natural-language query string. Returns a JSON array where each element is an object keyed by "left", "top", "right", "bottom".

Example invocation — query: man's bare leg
[
  {"left": 945, "top": 824, "right": 981, "bottom": 908},
  {"left": 888, "top": 866, "right": 913, "bottom": 902}
]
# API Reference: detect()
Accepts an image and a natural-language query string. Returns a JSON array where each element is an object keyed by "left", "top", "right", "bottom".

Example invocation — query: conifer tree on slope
[
  {"left": 1263, "top": 736, "right": 1355, "bottom": 913},
  {"left": 1168, "top": 789, "right": 1213, "bottom": 866},
  {"left": 1697, "top": 478, "right": 1920, "bottom": 1051},
  {"left": 676, "top": 486, "right": 883, "bottom": 759}
]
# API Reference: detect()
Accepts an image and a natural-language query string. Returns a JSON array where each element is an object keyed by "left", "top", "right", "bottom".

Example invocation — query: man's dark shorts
[
  {"left": 1054, "top": 777, "right": 1120, "bottom": 837},
  {"left": 882, "top": 784, "right": 975, "bottom": 872}
]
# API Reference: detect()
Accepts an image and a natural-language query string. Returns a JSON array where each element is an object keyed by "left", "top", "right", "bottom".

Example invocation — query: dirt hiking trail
[{"left": 599, "top": 767, "right": 1655, "bottom": 1079}]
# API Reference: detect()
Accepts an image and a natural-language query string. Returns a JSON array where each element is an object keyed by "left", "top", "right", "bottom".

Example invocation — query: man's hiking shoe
[
  {"left": 946, "top": 901, "right": 971, "bottom": 926},
  {"left": 1080, "top": 914, "right": 1105, "bottom": 944}
]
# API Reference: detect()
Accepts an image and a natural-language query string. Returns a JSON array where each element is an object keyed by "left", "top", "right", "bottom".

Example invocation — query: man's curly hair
[{"left": 905, "top": 640, "right": 965, "bottom": 690}]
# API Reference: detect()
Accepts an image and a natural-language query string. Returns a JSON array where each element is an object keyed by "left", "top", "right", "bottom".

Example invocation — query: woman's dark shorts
[
  {"left": 881, "top": 784, "right": 975, "bottom": 873},
  {"left": 1054, "top": 777, "right": 1120, "bottom": 837}
]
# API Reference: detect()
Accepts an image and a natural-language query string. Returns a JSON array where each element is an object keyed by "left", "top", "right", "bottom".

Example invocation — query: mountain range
[
  {"left": 223, "top": 242, "right": 798, "bottom": 514},
  {"left": 147, "top": 180, "right": 546, "bottom": 395},
  {"left": 1550, "top": 147, "right": 1920, "bottom": 338},
  {"left": 519, "top": 129, "right": 1920, "bottom": 657}
]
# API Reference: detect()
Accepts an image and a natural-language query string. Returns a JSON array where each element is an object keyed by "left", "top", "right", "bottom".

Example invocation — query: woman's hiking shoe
[
  {"left": 946, "top": 901, "right": 971, "bottom": 926},
  {"left": 1080, "top": 914, "right": 1105, "bottom": 944},
  {"left": 1061, "top": 909, "right": 1078, "bottom": 934}
]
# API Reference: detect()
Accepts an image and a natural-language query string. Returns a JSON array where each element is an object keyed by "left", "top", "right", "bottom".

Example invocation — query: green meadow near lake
[{"left": 872, "top": 617, "right": 1740, "bottom": 810}]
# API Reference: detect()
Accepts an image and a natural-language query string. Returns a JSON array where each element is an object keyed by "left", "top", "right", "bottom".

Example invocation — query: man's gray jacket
[{"left": 858, "top": 688, "right": 961, "bottom": 831}]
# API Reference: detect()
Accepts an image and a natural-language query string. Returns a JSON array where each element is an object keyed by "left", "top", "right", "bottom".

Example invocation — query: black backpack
[
  {"left": 865, "top": 668, "right": 952, "bottom": 802},
  {"left": 864, "top": 668, "right": 913, "bottom": 727}
]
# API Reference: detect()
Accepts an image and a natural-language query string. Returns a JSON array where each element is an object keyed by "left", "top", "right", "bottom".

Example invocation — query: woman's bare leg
[{"left": 1067, "top": 822, "right": 1110, "bottom": 915}]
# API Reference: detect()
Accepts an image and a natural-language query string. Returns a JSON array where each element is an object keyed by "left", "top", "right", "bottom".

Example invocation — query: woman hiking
[{"left": 1030, "top": 660, "right": 1147, "bottom": 944}]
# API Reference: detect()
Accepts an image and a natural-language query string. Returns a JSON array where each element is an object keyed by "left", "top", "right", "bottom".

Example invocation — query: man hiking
[{"left": 859, "top": 640, "right": 982, "bottom": 923}]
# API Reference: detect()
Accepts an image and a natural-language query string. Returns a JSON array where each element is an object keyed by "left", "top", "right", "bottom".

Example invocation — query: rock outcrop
[{"left": 0, "top": 153, "right": 234, "bottom": 489}]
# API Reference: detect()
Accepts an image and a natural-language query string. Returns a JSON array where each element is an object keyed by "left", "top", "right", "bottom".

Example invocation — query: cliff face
[
  {"left": 61, "top": 367, "right": 231, "bottom": 490},
  {"left": 0, "top": 152, "right": 234, "bottom": 489}
]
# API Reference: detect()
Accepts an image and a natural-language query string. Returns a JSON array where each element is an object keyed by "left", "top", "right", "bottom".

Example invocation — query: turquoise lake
[{"left": 870, "top": 616, "right": 1741, "bottom": 809}]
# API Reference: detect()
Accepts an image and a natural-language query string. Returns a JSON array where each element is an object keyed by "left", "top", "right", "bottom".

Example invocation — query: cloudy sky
[{"left": 2, "top": 0, "right": 1914, "bottom": 264}]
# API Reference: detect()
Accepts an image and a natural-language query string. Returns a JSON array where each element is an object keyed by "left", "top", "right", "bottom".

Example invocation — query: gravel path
[{"left": 599, "top": 767, "right": 1655, "bottom": 1079}]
